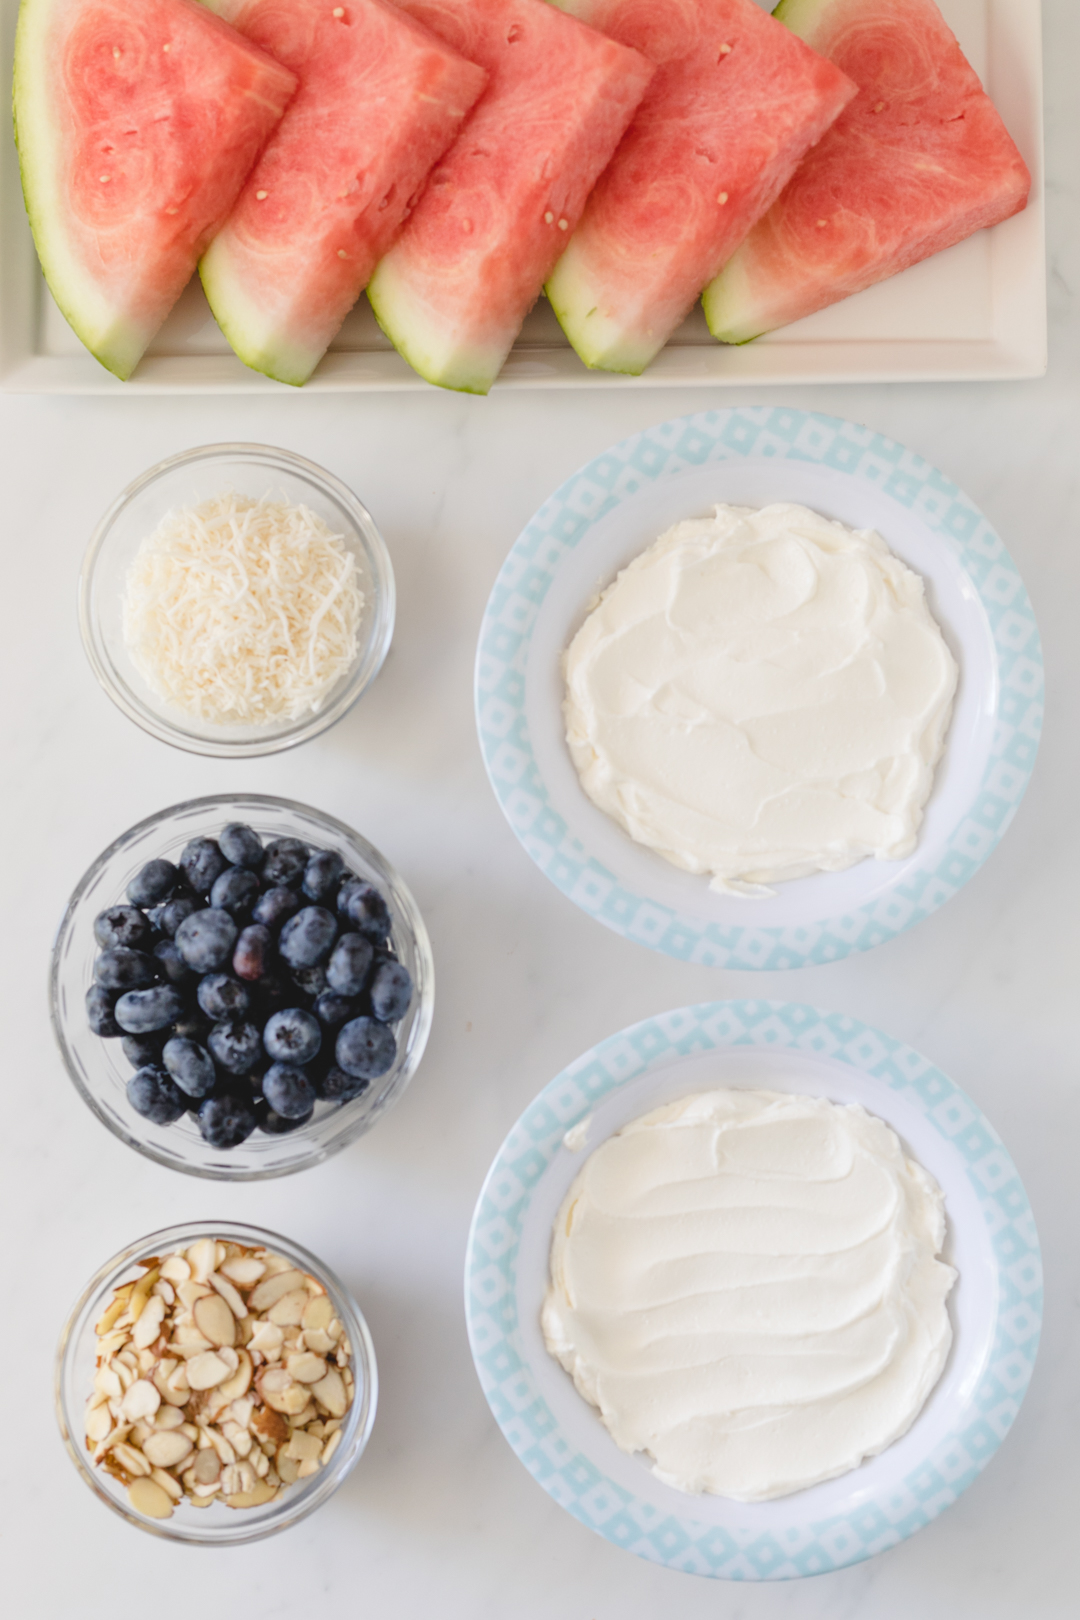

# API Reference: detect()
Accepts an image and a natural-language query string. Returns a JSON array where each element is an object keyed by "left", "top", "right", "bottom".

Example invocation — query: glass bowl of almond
[{"left": 56, "top": 1222, "right": 377, "bottom": 1542}]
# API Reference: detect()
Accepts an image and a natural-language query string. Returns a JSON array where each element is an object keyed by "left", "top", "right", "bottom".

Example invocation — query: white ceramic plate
[
  {"left": 465, "top": 1001, "right": 1042, "bottom": 1578},
  {"left": 0, "top": 0, "right": 1043, "bottom": 391},
  {"left": 476, "top": 407, "right": 1043, "bottom": 968}
]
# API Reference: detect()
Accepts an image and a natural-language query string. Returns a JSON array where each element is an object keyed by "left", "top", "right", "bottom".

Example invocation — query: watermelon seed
[
  {"left": 718, "top": 43, "right": 732, "bottom": 58},
  {"left": 256, "top": 191, "right": 269, "bottom": 201},
  {"left": 337, "top": 250, "right": 348, "bottom": 259},
  {"left": 112, "top": 47, "right": 120, "bottom": 59},
  {"left": 558, "top": 219, "right": 568, "bottom": 231},
  {"left": 163, "top": 43, "right": 170, "bottom": 53},
  {"left": 718, "top": 192, "right": 728, "bottom": 206},
  {"left": 544, "top": 212, "right": 554, "bottom": 224}
]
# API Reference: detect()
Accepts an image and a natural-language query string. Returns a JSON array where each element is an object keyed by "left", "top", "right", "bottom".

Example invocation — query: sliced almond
[
  {"left": 248, "top": 1270, "right": 308, "bottom": 1312},
  {"left": 208, "top": 1273, "right": 248, "bottom": 1320},
  {"left": 286, "top": 1352, "right": 328, "bottom": 1384},
  {"left": 85, "top": 1403, "right": 113, "bottom": 1443},
  {"left": 159, "top": 1254, "right": 191, "bottom": 1284},
  {"left": 247, "top": 1321, "right": 284, "bottom": 1358},
  {"left": 186, "top": 1238, "right": 219, "bottom": 1283},
  {"left": 152, "top": 1279, "right": 175, "bottom": 1306},
  {"left": 153, "top": 1406, "right": 185, "bottom": 1431},
  {"left": 112, "top": 1440, "right": 152, "bottom": 1478},
  {"left": 177, "top": 1280, "right": 213, "bottom": 1311},
  {"left": 302, "top": 1328, "right": 335, "bottom": 1355},
  {"left": 220, "top": 1256, "right": 266, "bottom": 1288},
  {"left": 94, "top": 1365, "right": 123, "bottom": 1401},
  {"left": 217, "top": 1351, "right": 253, "bottom": 1403},
  {"left": 251, "top": 1405, "right": 290, "bottom": 1444},
  {"left": 284, "top": 1429, "right": 323, "bottom": 1463},
  {"left": 258, "top": 1252, "right": 294, "bottom": 1277},
  {"left": 321, "top": 1429, "right": 343, "bottom": 1466},
  {"left": 206, "top": 1427, "right": 236, "bottom": 1466},
  {"left": 127, "top": 1268, "right": 161, "bottom": 1323},
  {"left": 225, "top": 1479, "right": 279, "bottom": 1509},
  {"left": 94, "top": 1287, "right": 132, "bottom": 1336},
  {"left": 151, "top": 1467, "right": 184, "bottom": 1502},
  {"left": 267, "top": 1290, "right": 309, "bottom": 1327},
  {"left": 252, "top": 1447, "right": 270, "bottom": 1478},
  {"left": 229, "top": 1396, "right": 255, "bottom": 1429},
  {"left": 142, "top": 1429, "right": 194, "bottom": 1469},
  {"left": 311, "top": 1366, "right": 348, "bottom": 1418},
  {"left": 222, "top": 1421, "right": 252, "bottom": 1459},
  {"left": 120, "top": 1379, "right": 161, "bottom": 1422},
  {"left": 193, "top": 1293, "right": 237, "bottom": 1349},
  {"left": 127, "top": 1476, "right": 174, "bottom": 1519},
  {"left": 193, "top": 1447, "right": 221, "bottom": 1485},
  {"left": 276, "top": 1448, "right": 300, "bottom": 1484},
  {"left": 301, "top": 1295, "right": 333, "bottom": 1334},
  {"left": 186, "top": 1351, "right": 232, "bottom": 1391},
  {"left": 132, "top": 1295, "right": 166, "bottom": 1351}
]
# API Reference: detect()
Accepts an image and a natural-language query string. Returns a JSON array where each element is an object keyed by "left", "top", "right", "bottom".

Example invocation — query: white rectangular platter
[{"left": 0, "top": 0, "right": 1044, "bottom": 393}]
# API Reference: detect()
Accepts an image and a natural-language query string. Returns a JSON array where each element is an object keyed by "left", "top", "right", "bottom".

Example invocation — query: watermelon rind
[
  {"left": 545, "top": 251, "right": 652, "bottom": 376},
  {"left": 366, "top": 271, "right": 503, "bottom": 396},
  {"left": 197, "top": 250, "right": 315, "bottom": 388},
  {"left": 13, "top": 0, "right": 147, "bottom": 378}
]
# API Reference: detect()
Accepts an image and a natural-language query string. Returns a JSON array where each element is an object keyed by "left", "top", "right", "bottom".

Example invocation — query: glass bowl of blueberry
[{"left": 50, "top": 795, "right": 434, "bottom": 1179}]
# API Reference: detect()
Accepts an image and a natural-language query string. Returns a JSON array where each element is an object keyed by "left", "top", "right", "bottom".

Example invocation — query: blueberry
[
  {"left": 155, "top": 900, "right": 199, "bottom": 939},
  {"left": 115, "top": 985, "right": 185, "bottom": 1034},
  {"left": 279, "top": 906, "right": 337, "bottom": 969},
  {"left": 86, "top": 984, "right": 121, "bottom": 1037},
  {"left": 179, "top": 837, "right": 228, "bottom": 897},
  {"left": 337, "top": 879, "right": 391, "bottom": 943},
  {"left": 313, "top": 990, "right": 356, "bottom": 1029},
  {"left": 126, "top": 859, "right": 179, "bottom": 908},
  {"left": 162, "top": 1037, "right": 216, "bottom": 1098},
  {"left": 261, "top": 837, "right": 309, "bottom": 889},
  {"left": 252, "top": 886, "right": 302, "bottom": 932},
  {"left": 259, "top": 1105, "right": 314, "bottom": 1134},
  {"left": 175, "top": 908, "right": 238, "bottom": 972},
  {"left": 207, "top": 1018, "right": 262, "bottom": 1074},
  {"left": 219, "top": 822, "right": 264, "bottom": 869},
  {"left": 249, "top": 975, "right": 289, "bottom": 1021},
  {"left": 197, "top": 973, "right": 250, "bottom": 1020},
  {"left": 369, "top": 959, "right": 413, "bottom": 1023},
  {"left": 197, "top": 1093, "right": 257, "bottom": 1149},
  {"left": 172, "top": 1009, "right": 213, "bottom": 1044},
  {"left": 121, "top": 1033, "right": 163, "bottom": 1069},
  {"left": 94, "top": 947, "right": 157, "bottom": 992},
  {"left": 289, "top": 964, "right": 327, "bottom": 999},
  {"left": 233, "top": 924, "right": 273, "bottom": 982},
  {"left": 210, "top": 866, "right": 261, "bottom": 920},
  {"left": 261, "top": 1062, "right": 317, "bottom": 1119},
  {"left": 263, "top": 1008, "right": 321, "bottom": 1065},
  {"left": 153, "top": 938, "right": 195, "bottom": 986},
  {"left": 336, "top": 1016, "right": 397, "bottom": 1079},
  {"left": 316, "top": 1064, "right": 370, "bottom": 1104},
  {"left": 127, "top": 1065, "right": 185, "bottom": 1124},
  {"left": 302, "top": 850, "right": 344, "bottom": 903},
  {"left": 93, "top": 904, "right": 152, "bottom": 951},
  {"left": 326, "top": 933, "right": 374, "bottom": 998}
]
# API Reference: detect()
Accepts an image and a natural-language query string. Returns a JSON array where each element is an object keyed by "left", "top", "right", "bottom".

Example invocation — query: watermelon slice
[
  {"left": 703, "top": 0, "right": 1031, "bottom": 344},
  {"left": 366, "top": 0, "right": 655, "bottom": 394},
  {"left": 544, "top": 0, "right": 857, "bottom": 375},
  {"left": 198, "top": 0, "right": 488, "bottom": 386},
  {"left": 13, "top": 0, "right": 297, "bottom": 380}
]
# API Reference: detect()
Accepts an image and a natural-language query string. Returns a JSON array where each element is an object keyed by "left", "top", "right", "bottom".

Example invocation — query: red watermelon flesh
[
  {"left": 704, "top": 0, "right": 1031, "bottom": 343},
  {"left": 544, "top": 0, "right": 858, "bottom": 375},
  {"left": 13, "top": 0, "right": 297, "bottom": 380},
  {"left": 199, "top": 0, "right": 488, "bottom": 385},
  {"left": 366, "top": 0, "right": 655, "bottom": 394}
]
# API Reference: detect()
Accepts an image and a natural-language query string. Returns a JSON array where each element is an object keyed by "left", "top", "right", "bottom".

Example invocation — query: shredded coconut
[{"left": 122, "top": 492, "right": 366, "bottom": 725}]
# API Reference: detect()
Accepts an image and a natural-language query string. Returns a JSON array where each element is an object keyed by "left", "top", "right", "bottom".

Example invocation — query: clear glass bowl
[
  {"left": 56, "top": 1221, "right": 377, "bottom": 1544},
  {"left": 78, "top": 443, "right": 395, "bottom": 757},
  {"left": 50, "top": 794, "right": 434, "bottom": 1180}
]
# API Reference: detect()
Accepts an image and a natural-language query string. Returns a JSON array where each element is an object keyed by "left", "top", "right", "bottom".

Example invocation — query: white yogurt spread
[
  {"left": 563, "top": 504, "right": 958, "bottom": 893},
  {"left": 542, "top": 1088, "right": 956, "bottom": 1501}
]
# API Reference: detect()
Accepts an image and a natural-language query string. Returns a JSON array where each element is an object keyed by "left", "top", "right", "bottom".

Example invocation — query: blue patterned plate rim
[
  {"left": 464, "top": 999, "right": 1041, "bottom": 1580},
  {"left": 474, "top": 407, "right": 1043, "bottom": 969}
]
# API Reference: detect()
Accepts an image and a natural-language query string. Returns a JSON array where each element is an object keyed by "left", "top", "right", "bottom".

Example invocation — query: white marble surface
[{"left": 3, "top": 5, "right": 1079, "bottom": 1613}]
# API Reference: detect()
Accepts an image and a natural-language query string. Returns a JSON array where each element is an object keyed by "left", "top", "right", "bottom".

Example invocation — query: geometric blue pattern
[
  {"left": 465, "top": 1001, "right": 1042, "bottom": 1579},
  {"left": 475, "top": 408, "right": 1043, "bottom": 968}
]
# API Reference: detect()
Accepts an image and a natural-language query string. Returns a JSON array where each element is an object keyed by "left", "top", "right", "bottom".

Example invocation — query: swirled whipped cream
[
  {"left": 563, "top": 504, "right": 958, "bottom": 894},
  {"left": 542, "top": 1089, "right": 956, "bottom": 1501}
]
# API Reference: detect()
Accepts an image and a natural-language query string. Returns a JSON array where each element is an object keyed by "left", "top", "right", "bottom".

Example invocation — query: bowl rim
[
  {"left": 55, "top": 1219, "right": 378, "bottom": 1545},
  {"left": 77, "top": 441, "right": 396, "bottom": 759},
  {"left": 49, "top": 792, "right": 435, "bottom": 1180}
]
